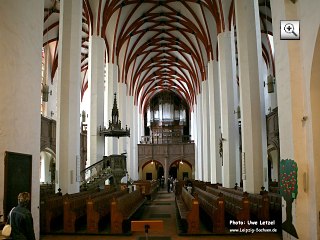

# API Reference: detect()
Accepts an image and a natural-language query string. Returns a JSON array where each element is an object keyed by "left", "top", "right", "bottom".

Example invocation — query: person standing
[{"left": 7, "top": 192, "right": 35, "bottom": 240}]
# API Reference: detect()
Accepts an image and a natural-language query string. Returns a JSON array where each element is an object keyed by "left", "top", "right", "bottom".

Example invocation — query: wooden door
[{"left": 3, "top": 151, "right": 32, "bottom": 221}]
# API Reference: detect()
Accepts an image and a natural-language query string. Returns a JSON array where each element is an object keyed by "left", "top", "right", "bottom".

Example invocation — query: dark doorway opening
[
  {"left": 146, "top": 172, "right": 152, "bottom": 180},
  {"left": 183, "top": 172, "right": 189, "bottom": 180},
  {"left": 157, "top": 166, "right": 164, "bottom": 179},
  {"left": 169, "top": 166, "right": 177, "bottom": 179}
]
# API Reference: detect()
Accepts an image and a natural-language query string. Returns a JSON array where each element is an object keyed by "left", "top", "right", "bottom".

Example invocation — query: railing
[
  {"left": 80, "top": 158, "right": 112, "bottom": 185},
  {"left": 80, "top": 154, "right": 127, "bottom": 190},
  {"left": 140, "top": 135, "right": 193, "bottom": 144}
]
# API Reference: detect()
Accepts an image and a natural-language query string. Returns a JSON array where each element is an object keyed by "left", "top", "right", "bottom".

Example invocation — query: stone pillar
[
  {"left": 207, "top": 60, "right": 222, "bottom": 183},
  {"left": 118, "top": 82, "right": 127, "bottom": 154},
  {"left": 196, "top": 96, "right": 203, "bottom": 180},
  {"left": 87, "top": 35, "right": 105, "bottom": 166},
  {"left": 126, "top": 95, "right": 134, "bottom": 178},
  {"left": 235, "top": 0, "right": 267, "bottom": 193},
  {"left": 126, "top": 95, "right": 138, "bottom": 180},
  {"left": 132, "top": 103, "right": 139, "bottom": 179},
  {"left": 164, "top": 156, "right": 168, "bottom": 185},
  {"left": 201, "top": 80, "right": 210, "bottom": 182},
  {"left": 105, "top": 63, "right": 118, "bottom": 155},
  {"left": 56, "top": 0, "right": 82, "bottom": 194},
  {"left": 190, "top": 110, "right": 197, "bottom": 179},
  {"left": 137, "top": 103, "right": 143, "bottom": 145},
  {"left": 0, "top": 1, "right": 43, "bottom": 238},
  {"left": 218, "top": 31, "right": 238, "bottom": 188}
]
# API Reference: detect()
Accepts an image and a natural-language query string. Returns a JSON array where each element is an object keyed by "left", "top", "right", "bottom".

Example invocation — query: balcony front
[{"left": 140, "top": 134, "right": 193, "bottom": 144}]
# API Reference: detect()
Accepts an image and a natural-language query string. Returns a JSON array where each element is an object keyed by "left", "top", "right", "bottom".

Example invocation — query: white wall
[
  {"left": 271, "top": 0, "right": 320, "bottom": 239},
  {"left": 0, "top": 1, "right": 43, "bottom": 239}
]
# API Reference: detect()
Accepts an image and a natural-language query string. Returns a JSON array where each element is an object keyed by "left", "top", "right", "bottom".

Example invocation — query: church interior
[{"left": 1, "top": 0, "right": 320, "bottom": 239}]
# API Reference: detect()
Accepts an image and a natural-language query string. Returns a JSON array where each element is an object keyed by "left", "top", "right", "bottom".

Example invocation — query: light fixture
[{"left": 151, "top": 160, "right": 154, "bottom": 164}]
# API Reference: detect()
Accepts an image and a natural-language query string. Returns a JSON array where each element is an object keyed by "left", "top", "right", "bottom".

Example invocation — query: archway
[
  {"left": 310, "top": 26, "right": 320, "bottom": 239},
  {"left": 169, "top": 159, "right": 192, "bottom": 181},
  {"left": 40, "top": 148, "right": 56, "bottom": 184},
  {"left": 141, "top": 160, "right": 164, "bottom": 180}
]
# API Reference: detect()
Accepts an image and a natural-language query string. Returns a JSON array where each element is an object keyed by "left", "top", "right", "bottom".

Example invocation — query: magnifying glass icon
[{"left": 284, "top": 23, "right": 298, "bottom": 36}]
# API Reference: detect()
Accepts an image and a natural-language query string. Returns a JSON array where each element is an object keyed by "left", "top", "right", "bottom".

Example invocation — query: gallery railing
[{"left": 140, "top": 135, "right": 193, "bottom": 144}]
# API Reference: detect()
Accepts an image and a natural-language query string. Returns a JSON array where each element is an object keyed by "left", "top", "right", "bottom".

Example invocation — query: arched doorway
[
  {"left": 169, "top": 165, "right": 177, "bottom": 179},
  {"left": 169, "top": 159, "right": 192, "bottom": 181},
  {"left": 310, "top": 26, "right": 320, "bottom": 239},
  {"left": 141, "top": 160, "right": 164, "bottom": 180}
]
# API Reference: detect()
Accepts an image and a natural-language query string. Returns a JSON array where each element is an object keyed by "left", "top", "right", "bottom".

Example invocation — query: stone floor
[{"left": 40, "top": 189, "right": 282, "bottom": 240}]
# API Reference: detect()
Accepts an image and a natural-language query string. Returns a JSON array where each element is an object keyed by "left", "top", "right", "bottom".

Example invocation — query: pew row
[
  {"left": 134, "top": 180, "right": 158, "bottom": 200},
  {"left": 63, "top": 189, "right": 114, "bottom": 233},
  {"left": 111, "top": 190, "right": 146, "bottom": 234},
  {"left": 217, "top": 186, "right": 269, "bottom": 221},
  {"left": 40, "top": 194, "right": 63, "bottom": 233},
  {"left": 194, "top": 187, "right": 225, "bottom": 233},
  {"left": 86, "top": 189, "right": 127, "bottom": 233},
  {"left": 206, "top": 186, "right": 250, "bottom": 225},
  {"left": 175, "top": 187, "right": 199, "bottom": 234},
  {"left": 268, "top": 192, "right": 282, "bottom": 229}
]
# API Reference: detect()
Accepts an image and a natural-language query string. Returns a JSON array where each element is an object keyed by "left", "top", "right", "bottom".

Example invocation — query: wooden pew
[
  {"left": 175, "top": 180, "right": 185, "bottom": 196},
  {"left": 207, "top": 186, "right": 250, "bottom": 225},
  {"left": 134, "top": 180, "right": 158, "bottom": 200},
  {"left": 248, "top": 191, "right": 269, "bottom": 221},
  {"left": 269, "top": 181, "right": 279, "bottom": 194},
  {"left": 191, "top": 180, "right": 213, "bottom": 191},
  {"left": 86, "top": 189, "right": 127, "bottom": 233},
  {"left": 40, "top": 194, "right": 63, "bottom": 233},
  {"left": 217, "top": 185, "right": 269, "bottom": 221},
  {"left": 268, "top": 192, "right": 282, "bottom": 229},
  {"left": 111, "top": 190, "right": 146, "bottom": 234},
  {"left": 40, "top": 183, "right": 55, "bottom": 197},
  {"left": 63, "top": 189, "right": 111, "bottom": 233},
  {"left": 268, "top": 192, "right": 281, "bottom": 213},
  {"left": 194, "top": 187, "right": 225, "bottom": 233},
  {"left": 175, "top": 187, "right": 199, "bottom": 234}
]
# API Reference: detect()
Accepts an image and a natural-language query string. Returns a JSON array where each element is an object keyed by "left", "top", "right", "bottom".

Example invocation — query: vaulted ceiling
[{"left": 43, "top": 0, "right": 273, "bottom": 112}]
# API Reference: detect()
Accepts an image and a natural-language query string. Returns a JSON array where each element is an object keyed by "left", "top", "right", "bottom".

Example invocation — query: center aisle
[{"left": 136, "top": 189, "right": 177, "bottom": 239}]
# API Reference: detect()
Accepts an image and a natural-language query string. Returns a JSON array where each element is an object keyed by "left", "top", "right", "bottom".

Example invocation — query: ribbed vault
[{"left": 43, "top": 0, "right": 273, "bottom": 112}]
